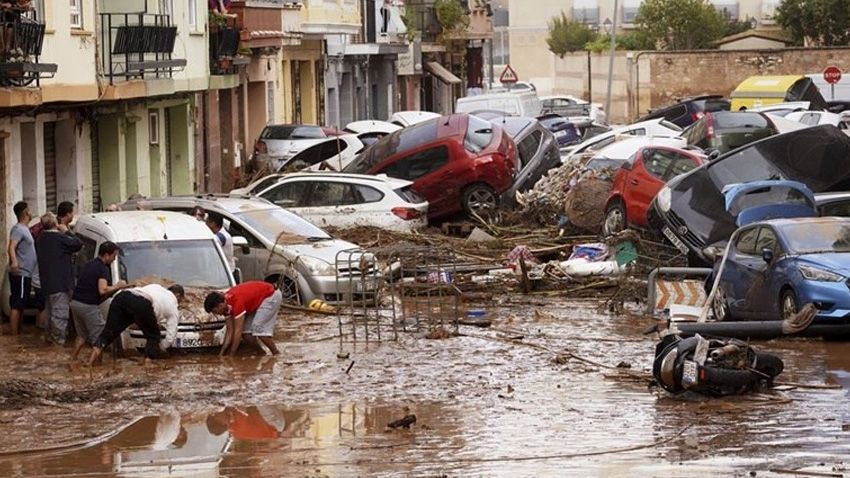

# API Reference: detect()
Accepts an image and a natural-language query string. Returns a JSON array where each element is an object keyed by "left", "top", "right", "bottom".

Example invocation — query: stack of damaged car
[{"left": 651, "top": 125, "right": 850, "bottom": 264}]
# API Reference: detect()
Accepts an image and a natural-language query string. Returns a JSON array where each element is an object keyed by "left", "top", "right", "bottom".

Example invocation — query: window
[
  {"left": 663, "top": 105, "right": 688, "bottom": 122},
  {"left": 305, "top": 182, "right": 358, "bottom": 207},
  {"left": 755, "top": 227, "right": 779, "bottom": 254},
  {"left": 711, "top": 0, "right": 739, "bottom": 20},
  {"left": 149, "top": 111, "right": 160, "bottom": 145},
  {"left": 516, "top": 130, "right": 543, "bottom": 170},
  {"left": 572, "top": 0, "right": 599, "bottom": 23},
  {"left": 261, "top": 125, "right": 324, "bottom": 140},
  {"left": 667, "top": 154, "right": 699, "bottom": 179},
  {"left": 187, "top": 0, "right": 198, "bottom": 29},
  {"left": 69, "top": 0, "right": 82, "bottom": 28},
  {"left": 735, "top": 227, "right": 759, "bottom": 255},
  {"left": 356, "top": 185, "right": 384, "bottom": 203},
  {"left": 262, "top": 182, "right": 310, "bottom": 208},
  {"left": 622, "top": 0, "right": 642, "bottom": 23},
  {"left": 378, "top": 146, "right": 450, "bottom": 181},
  {"left": 345, "top": 119, "right": 440, "bottom": 174},
  {"left": 628, "top": 128, "right": 647, "bottom": 136},
  {"left": 643, "top": 150, "right": 675, "bottom": 179}
]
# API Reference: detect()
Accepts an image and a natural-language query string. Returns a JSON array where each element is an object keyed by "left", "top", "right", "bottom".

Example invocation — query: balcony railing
[
  {"left": 0, "top": 15, "right": 56, "bottom": 87},
  {"left": 210, "top": 22, "right": 242, "bottom": 75},
  {"left": 98, "top": 12, "right": 186, "bottom": 84}
]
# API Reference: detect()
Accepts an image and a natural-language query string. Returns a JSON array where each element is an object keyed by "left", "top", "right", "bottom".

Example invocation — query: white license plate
[
  {"left": 176, "top": 337, "right": 207, "bottom": 348},
  {"left": 662, "top": 226, "right": 690, "bottom": 254},
  {"left": 682, "top": 360, "right": 698, "bottom": 387}
]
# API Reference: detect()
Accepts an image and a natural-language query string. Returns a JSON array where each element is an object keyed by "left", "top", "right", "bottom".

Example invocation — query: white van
[
  {"left": 73, "top": 211, "right": 236, "bottom": 351},
  {"left": 455, "top": 90, "right": 543, "bottom": 117}
]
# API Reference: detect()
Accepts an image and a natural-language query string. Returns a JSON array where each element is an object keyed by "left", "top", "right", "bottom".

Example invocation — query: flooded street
[{"left": 2, "top": 295, "right": 850, "bottom": 477}]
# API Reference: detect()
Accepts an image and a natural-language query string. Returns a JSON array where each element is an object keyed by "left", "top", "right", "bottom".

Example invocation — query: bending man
[{"left": 204, "top": 281, "right": 282, "bottom": 356}]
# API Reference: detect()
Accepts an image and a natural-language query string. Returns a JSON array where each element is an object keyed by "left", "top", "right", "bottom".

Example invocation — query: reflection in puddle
[{"left": 1, "top": 403, "right": 444, "bottom": 477}]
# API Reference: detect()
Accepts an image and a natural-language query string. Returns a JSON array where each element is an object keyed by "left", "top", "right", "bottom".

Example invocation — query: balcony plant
[{"left": 434, "top": 0, "right": 469, "bottom": 37}]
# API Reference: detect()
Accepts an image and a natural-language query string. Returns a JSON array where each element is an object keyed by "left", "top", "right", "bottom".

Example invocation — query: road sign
[
  {"left": 499, "top": 65, "right": 519, "bottom": 84},
  {"left": 654, "top": 279, "right": 707, "bottom": 311},
  {"left": 824, "top": 65, "right": 842, "bottom": 85}
]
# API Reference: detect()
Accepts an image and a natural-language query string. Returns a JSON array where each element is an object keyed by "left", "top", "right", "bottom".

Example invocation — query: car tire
[
  {"left": 780, "top": 288, "right": 798, "bottom": 322},
  {"left": 712, "top": 286, "right": 731, "bottom": 321},
  {"left": 603, "top": 200, "right": 627, "bottom": 236},
  {"left": 272, "top": 275, "right": 302, "bottom": 306},
  {"left": 462, "top": 183, "right": 498, "bottom": 219}
]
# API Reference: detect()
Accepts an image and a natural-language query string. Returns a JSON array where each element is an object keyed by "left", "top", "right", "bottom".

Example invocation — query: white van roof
[{"left": 77, "top": 211, "right": 218, "bottom": 243}]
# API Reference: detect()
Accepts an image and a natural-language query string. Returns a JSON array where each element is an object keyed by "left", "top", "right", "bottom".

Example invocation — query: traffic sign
[
  {"left": 824, "top": 65, "right": 842, "bottom": 85},
  {"left": 499, "top": 65, "right": 519, "bottom": 84}
]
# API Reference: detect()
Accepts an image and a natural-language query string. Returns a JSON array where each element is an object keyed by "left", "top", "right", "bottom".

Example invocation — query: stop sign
[{"left": 824, "top": 65, "right": 842, "bottom": 85}]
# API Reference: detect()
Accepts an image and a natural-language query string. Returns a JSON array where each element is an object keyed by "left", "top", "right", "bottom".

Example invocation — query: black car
[
  {"left": 639, "top": 95, "right": 731, "bottom": 128},
  {"left": 681, "top": 111, "right": 785, "bottom": 155},
  {"left": 650, "top": 125, "right": 850, "bottom": 263}
]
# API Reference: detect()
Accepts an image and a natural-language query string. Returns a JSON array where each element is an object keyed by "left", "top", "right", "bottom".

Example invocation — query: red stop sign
[{"left": 824, "top": 65, "right": 842, "bottom": 84}]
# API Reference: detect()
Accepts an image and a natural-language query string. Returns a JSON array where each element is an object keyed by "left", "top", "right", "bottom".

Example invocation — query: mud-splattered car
[{"left": 73, "top": 211, "right": 235, "bottom": 350}]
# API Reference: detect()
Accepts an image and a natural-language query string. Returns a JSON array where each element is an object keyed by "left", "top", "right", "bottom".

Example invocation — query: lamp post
[{"left": 603, "top": 1, "right": 619, "bottom": 123}]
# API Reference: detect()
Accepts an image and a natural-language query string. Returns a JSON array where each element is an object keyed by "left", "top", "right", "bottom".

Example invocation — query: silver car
[{"left": 122, "top": 196, "right": 376, "bottom": 304}]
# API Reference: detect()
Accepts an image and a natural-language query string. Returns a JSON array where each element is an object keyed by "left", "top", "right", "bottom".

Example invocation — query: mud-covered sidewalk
[{"left": 1, "top": 295, "right": 849, "bottom": 477}]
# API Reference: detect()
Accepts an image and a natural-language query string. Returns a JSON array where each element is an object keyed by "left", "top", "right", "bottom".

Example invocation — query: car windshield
[
  {"left": 728, "top": 187, "right": 812, "bottom": 215},
  {"left": 118, "top": 240, "right": 231, "bottom": 288},
  {"left": 344, "top": 119, "right": 440, "bottom": 173},
  {"left": 713, "top": 113, "right": 770, "bottom": 129},
  {"left": 261, "top": 125, "right": 324, "bottom": 140},
  {"left": 465, "top": 115, "right": 494, "bottom": 152},
  {"left": 235, "top": 208, "right": 331, "bottom": 244},
  {"left": 250, "top": 175, "right": 283, "bottom": 195},
  {"left": 782, "top": 222, "right": 850, "bottom": 253}
]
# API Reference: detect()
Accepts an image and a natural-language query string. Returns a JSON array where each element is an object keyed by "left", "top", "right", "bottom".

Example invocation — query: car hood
[
  {"left": 274, "top": 238, "right": 364, "bottom": 265},
  {"left": 796, "top": 253, "right": 850, "bottom": 277}
]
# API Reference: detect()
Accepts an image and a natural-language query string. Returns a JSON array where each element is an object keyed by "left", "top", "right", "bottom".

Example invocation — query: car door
[
  {"left": 721, "top": 226, "right": 760, "bottom": 318},
  {"left": 624, "top": 149, "right": 669, "bottom": 225},
  {"left": 225, "top": 218, "right": 269, "bottom": 282},
  {"left": 297, "top": 181, "right": 360, "bottom": 229},
  {"left": 260, "top": 180, "right": 310, "bottom": 210},
  {"left": 377, "top": 145, "right": 451, "bottom": 216},
  {"left": 752, "top": 226, "right": 781, "bottom": 316},
  {"left": 351, "top": 184, "right": 387, "bottom": 226}
]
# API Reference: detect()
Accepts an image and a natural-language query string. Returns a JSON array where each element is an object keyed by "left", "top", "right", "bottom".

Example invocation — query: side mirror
[
  {"left": 708, "top": 150, "right": 721, "bottom": 161},
  {"left": 232, "top": 236, "right": 250, "bottom": 254},
  {"left": 233, "top": 268, "right": 242, "bottom": 284},
  {"left": 762, "top": 248, "right": 774, "bottom": 264}
]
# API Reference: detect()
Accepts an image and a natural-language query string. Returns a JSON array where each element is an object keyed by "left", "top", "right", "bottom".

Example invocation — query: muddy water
[{"left": 1, "top": 296, "right": 849, "bottom": 476}]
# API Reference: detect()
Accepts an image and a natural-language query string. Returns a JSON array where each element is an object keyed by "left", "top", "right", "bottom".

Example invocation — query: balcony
[
  {"left": 98, "top": 12, "right": 186, "bottom": 84},
  {"left": 0, "top": 15, "right": 56, "bottom": 87},
  {"left": 210, "top": 16, "right": 249, "bottom": 76},
  {"left": 229, "top": 1, "right": 287, "bottom": 49}
]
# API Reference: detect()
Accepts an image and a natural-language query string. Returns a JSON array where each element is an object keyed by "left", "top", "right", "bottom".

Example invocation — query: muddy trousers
[{"left": 96, "top": 292, "right": 161, "bottom": 358}]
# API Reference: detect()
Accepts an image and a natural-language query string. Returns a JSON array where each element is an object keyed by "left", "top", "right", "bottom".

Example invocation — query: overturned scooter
[{"left": 652, "top": 334, "right": 784, "bottom": 397}]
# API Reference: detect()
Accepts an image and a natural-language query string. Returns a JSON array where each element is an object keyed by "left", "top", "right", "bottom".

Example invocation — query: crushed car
[
  {"left": 251, "top": 124, "right": 330, "bottom": 171},
  {"left": 639, "top": 95, "right": 730, "bottom": 128}
]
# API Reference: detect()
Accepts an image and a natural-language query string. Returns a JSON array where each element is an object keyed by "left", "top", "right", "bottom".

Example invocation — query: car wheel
[
  {"left": 711, "top": 286, "right": 731, "bottom": 321},
  {"left": 603, "top": 201, "right": 626, "bottom": 236},
  {"left": 780, "top": 289, "right": 798, "bottom": 322},
  {"left": 462, "top": 184, "right": 498, "bottom": 218},
  {"left": 279, "top": 276, "right": 303, "bottom": 306}
]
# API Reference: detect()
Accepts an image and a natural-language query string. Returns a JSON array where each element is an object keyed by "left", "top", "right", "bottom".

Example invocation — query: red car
[
  {"left": 603, "top": 146, "right": 704, "bottom": 235},
  {"left": 344, "top": 114, "right": 518, "bottom": 220}
]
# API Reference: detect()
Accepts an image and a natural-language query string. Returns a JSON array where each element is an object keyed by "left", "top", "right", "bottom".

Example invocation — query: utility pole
[{"left": 604, "top": 0, "right": 619, "bottom": 120}]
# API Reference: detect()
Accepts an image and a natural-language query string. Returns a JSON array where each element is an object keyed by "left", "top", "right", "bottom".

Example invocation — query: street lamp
[{"left": 603, "top": 0, "right": 619, "bottom": 123}]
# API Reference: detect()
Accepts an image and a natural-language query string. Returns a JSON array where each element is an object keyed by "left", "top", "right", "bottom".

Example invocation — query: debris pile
[{"left": 0, "top": 378, "right": 147, "bottom": 410}]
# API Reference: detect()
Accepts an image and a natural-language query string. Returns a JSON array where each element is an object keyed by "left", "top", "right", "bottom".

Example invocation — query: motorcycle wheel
[
  {"left": 753, "top": 352, "right": 784, "bottom": 379},
  {"left": 700, "top": 366, "right": 762, "bottom": 395}
]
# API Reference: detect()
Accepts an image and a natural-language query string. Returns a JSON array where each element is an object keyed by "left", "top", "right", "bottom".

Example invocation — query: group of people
[{"left": 6, "top": 201, "right": 284, "bottom": 362}]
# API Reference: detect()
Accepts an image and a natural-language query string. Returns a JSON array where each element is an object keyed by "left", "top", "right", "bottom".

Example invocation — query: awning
[{"left": 425, "top": 62, "right": 461, "bottom": 85}]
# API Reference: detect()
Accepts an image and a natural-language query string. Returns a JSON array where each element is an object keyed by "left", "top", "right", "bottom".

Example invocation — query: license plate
[
  {"left": 681, "top": 360, "right": 698, "bottom": 387},
  {"left": 662, "top": 226, "right": 690, "bottom": 254},
  {"left": 176, "top": 337, "right": 206, "bottom": 348}
]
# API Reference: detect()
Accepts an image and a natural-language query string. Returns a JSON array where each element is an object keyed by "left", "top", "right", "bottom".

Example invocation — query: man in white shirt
[
  {"left": 206, "top": 214, "right": 235, "bottom": 272},
  {"left": 88, "top": 283, "right": 184, "bottom": 364}
]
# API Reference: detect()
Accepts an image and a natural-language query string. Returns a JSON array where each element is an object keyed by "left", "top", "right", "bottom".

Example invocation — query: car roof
[
  {"left": 594, "top": 136, "right": 685, "bottom": 160},
  {"left": 345, "top": 120, "right": 401, "bottom": 134},
  {"left": 754, "top": 216, "right": 850, "bottom": 228},
  {"left": 77, "top": 211, "right": 217, "bottom": 243},
  {"left": 277, "top": 172, "right": 413, "bottom": 188},
  {"left": 124, "top": 195, "right": 279, "bottom": 215}
]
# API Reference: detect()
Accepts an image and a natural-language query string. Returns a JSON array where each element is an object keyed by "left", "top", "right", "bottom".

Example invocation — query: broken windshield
[
  {"left": 118, "top": 240, "right": 231, "bottom": 288},
  {"left": 782, "top": 222, "right": 850, "bottom": 254},
  {"left": 235, "top": 208, "right": 331, "bottom": 244}
]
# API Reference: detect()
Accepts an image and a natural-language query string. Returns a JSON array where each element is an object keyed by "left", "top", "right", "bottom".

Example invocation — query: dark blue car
[
  {"left": 714, "top": 216, "right": 850, "bottom": 322},
  {"left": 536, "top": 114, "right": 581, "bottom": 147}
]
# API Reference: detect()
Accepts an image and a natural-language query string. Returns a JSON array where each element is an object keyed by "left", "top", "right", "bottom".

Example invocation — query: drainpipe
[{"left": 587, "top": 50, "right": 592, "bottom": 101}]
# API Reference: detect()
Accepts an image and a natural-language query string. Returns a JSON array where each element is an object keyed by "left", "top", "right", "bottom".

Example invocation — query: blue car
[
  {"left": 714, "top": 216, "right": 850, "bottom": 323},
  {"left": 536, "top": 114, "right": 581, "bottom": 147}
]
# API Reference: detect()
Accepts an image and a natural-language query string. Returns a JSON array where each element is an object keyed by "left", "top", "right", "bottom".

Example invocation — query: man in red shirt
[{"left": 204, "top": 281, "right": 282, "bottom": 356}]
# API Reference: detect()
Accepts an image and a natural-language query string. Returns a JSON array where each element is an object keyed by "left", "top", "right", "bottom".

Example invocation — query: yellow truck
[{"left": 730, "top": 75, "right": 827, "bottom": 111}]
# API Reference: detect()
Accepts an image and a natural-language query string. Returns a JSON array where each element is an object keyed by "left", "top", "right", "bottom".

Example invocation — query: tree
[
  {"left": 775, "top": 0, "right": 850, "bottom": 46},
  {"left": 546, "top": 12, "right": 598, "bottom": 57},
  {"left": 634, "top": 0, "right": 728, "bottom": 50},
  {"left": 584, "top": 30, "right": 657, "bottom": 52}
]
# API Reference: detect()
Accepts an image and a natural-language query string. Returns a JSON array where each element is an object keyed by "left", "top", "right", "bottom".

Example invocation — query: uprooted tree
[
  {"left": 775, "top": 0, "right": 850, "bottom": 46},
  {"left": 634, "top": 0, "right": 729, "bottom": 49},
  {"left": 546, "top": 12, "right": 598, "bottom": 57}
]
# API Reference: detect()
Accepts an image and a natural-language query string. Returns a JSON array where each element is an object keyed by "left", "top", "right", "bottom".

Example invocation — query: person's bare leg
[
  {"left": 88, "top": 346, "right": 103, "bottom": 366},
  {"left": 71, "top": 336, "right": 86, "bottom": 361},
  {"left": 258, "top": 337, "right": 279, "bottom": 355},
  {"left": 220, "top": 317, "right": 233, "bottom": 356},
  {"left": 35, "top": 309, "right": 46, "bottom": 330},
  {"left": 9, "top": 309, "right": 20, "bottom": 335},
  {"left": 228, "top": 316, "right": 245, "bottom": 356}
]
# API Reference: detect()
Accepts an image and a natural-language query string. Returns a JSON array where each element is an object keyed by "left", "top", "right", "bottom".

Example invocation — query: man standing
[
  {"left": 89, "top": 283, "right": 185, "bottom": 364},
  {"left": 6, "top": 202, "right": 37, "bottom": 335},
  {"left": 204, "top": 281, "right": 282, "bottom": 356},
  {"left": 70, "top": 242, "right": 127, "bottom": 360},
  {"left": 56, "top": 201, "right": 75, "bottom": 228},
  {"left": 206, "top": 214, "right": 235, "bottom": 272},
  {"left": 36, "top": 213, "right": 82, "bottom": 345}
]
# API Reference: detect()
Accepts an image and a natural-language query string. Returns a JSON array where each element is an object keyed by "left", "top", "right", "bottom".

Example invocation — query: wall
[
  {"left": 36, "top": 0, "right": 99, "bottom": 103},
  {"left": 718, "top": 37, "right": 787, "bottom": 50},
  {"left": 302, "top": 0, "right": 360, "bottom": 34}
]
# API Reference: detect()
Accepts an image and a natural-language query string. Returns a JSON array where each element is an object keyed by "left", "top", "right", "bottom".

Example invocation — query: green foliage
[
  {"left": 401, "top": 5, "right": 420, "bottom": 41},
  {"left": 435, "top": 0, "right": 470, "bottom": 34},
  {"left": 634, "top": 0, "right": 728, "bottom": 50},
  {"left": 546, "top": 12, "right": 598, "bottom": 57},
  {"left": 585, "top": 30, "right": 657, "bottom": 52},
  {"left": 775, "top": 0, "right": 850, "bottom": 46},
  {"left": 723, "top": 17, "right": 755, "bottom": 37}
]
